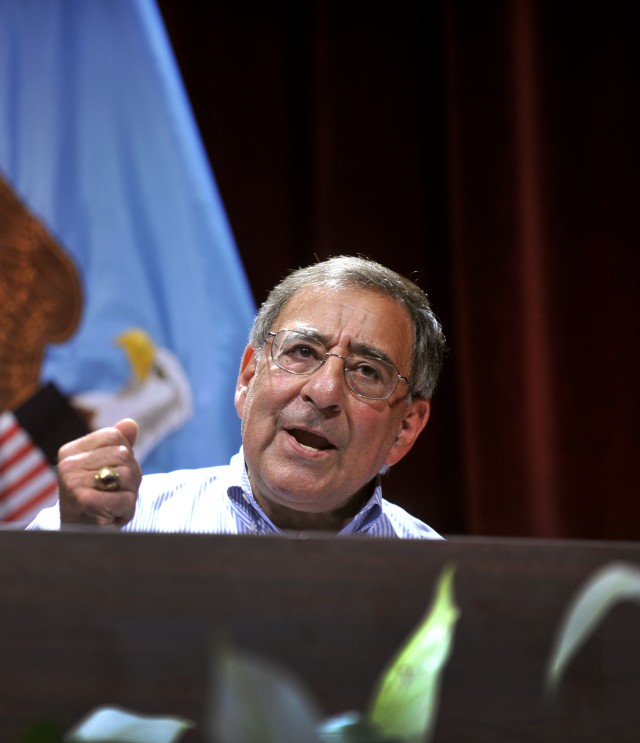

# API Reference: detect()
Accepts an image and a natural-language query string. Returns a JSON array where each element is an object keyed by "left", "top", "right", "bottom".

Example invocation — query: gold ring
[{"left": 94, "top": 466, "right": 120, "bottom": 492}]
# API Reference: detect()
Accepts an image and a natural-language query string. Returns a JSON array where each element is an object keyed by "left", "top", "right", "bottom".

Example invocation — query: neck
[{"left": 251, "top": 483, "right": 375, "bottom": 532}]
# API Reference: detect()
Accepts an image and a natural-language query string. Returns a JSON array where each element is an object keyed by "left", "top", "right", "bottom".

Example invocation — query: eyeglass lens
[{"left": 270, "top": 330, "right": 400, "bottom": 399}]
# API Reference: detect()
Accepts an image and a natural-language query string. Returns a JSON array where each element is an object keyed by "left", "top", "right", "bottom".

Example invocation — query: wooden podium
[{"left": 1, "top": 529, "right": 639, "bottom": 741}]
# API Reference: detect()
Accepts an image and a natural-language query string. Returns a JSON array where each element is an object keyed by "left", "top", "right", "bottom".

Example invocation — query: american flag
[{"left": 0, "top": 411, "right": 58, "bottom": 524}]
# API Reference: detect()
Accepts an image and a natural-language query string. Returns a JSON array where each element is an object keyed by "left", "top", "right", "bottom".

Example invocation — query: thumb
[{"left": 114, "top": 418, "right": 139, "bottom": 447}]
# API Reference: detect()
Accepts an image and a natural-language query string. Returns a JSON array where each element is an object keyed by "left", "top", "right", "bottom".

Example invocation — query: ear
[
  {"left": 384, "top": 398, "right": 431, "bottom": 467},
  {"left": 234, "top": 345, "right": 257, "bottom": 417}
]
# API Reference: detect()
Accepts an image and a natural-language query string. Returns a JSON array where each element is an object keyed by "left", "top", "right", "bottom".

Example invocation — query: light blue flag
[{"left": 0, "top": 0, "right": 255, "bottom": 472}]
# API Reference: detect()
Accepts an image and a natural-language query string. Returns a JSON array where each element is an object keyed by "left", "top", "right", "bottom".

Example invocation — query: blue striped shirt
[{"left": 27, "top": 449, "right": 442, "bottom": 539}]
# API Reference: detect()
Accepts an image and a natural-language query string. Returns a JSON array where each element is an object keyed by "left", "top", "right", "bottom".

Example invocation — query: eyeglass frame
[{"left": 265, "top": 329, "right": 411, "bottom": 400}]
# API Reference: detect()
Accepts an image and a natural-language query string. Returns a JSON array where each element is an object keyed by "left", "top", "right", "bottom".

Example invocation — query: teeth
[{"left": 299, "top": 442, "right": 321, "bottom": 452}]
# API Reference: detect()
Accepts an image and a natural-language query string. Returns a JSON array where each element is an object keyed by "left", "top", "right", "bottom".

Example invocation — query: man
[{"left": 28, "top": 256, "right": 447, "bottom": 538}]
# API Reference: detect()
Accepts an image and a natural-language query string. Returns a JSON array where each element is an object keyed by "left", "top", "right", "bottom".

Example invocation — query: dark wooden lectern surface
[{"left": 1, "top": 530, "right": 639, "bottom": 741}]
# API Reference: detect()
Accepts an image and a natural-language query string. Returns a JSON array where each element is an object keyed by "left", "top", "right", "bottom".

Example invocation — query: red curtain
[
  {"left": 445, "top": 0, "right": 640, "bottom": 539},
  {"left": 159, "top": 1, "right": 640, "bottom": 540}
]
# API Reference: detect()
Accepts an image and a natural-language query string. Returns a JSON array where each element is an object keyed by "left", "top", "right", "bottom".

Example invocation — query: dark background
[{"left": 156, "top": 0, "right": 640, "bottom": 541}]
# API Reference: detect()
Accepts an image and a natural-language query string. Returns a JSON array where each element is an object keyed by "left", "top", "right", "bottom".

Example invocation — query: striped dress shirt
[{"left": 27, "top": 449, "right": 442, "bottom": 539}]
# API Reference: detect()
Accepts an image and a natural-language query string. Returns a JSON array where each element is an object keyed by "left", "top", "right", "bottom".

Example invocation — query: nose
[{"left": 299, "top": 354, "right": 346, "bottom": 411}]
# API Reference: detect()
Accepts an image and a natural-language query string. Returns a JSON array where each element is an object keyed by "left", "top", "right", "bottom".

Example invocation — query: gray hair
[{"left": 249, "top": 255, "right": 447, "bottom": 400}]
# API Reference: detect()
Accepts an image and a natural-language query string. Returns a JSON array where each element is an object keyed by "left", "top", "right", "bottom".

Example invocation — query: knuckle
[
  {"left": 56, "top": 456, "right": 78, "bottom": 481},
  {"left": 113, "top": 444, "right": 133, "bottom": 464}
]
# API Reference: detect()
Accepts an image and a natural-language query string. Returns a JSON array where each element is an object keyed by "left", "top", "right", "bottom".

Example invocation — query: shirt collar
[
  {"left": 220, "top": 448, "right": 278, "bottom": 534},
  {"left": 337, "top": 477, "right": 383, "bottom": 535}
]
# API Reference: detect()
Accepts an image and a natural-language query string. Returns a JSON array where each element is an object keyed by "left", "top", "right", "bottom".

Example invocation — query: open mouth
[{"left": 288, "top": 428, "right": 336, "bottom": 452}]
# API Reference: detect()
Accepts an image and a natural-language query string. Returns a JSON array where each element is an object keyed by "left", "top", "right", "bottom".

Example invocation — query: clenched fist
[{"left": 57, "top": 418, "right": 142, "bottom": 527}]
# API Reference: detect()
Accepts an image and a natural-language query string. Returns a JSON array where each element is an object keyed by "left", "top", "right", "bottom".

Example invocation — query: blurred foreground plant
[
  {"left": 23, "top": 560, "right": 640, "bottom": 743},
  {"left": 22, "top": 564, "right": 458, "bottom": 743},
  {"left": 544, "top": 561, "right": 640, "bottom": 700}
]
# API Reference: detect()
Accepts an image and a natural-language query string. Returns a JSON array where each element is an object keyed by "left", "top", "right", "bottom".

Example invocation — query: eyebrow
[{"left": 290, "top": 326, "right": 398, "bottom": 368}]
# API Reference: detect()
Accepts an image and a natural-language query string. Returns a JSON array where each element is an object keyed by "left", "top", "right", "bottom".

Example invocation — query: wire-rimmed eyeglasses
[{"left": 266, "top": 329, "right": 410, "bottom": 400}]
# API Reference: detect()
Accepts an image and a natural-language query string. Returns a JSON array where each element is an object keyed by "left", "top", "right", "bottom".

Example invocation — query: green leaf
[
  {"left": 545, "top": 561, "right": 640, "bottom": 699},
  {"left": 64, "top": 706, "right": 194, "bottom": 743},
  {"left": 365, "top": 564, "right": 459, "bottom": 743},
  {"left": 207, "top": 641, "right": 322, "bottom": 743}
]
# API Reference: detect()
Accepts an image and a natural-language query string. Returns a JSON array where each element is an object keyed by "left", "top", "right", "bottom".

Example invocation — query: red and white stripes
[{"left": 0, "top": 411, "right": 58, "bottom": 524}]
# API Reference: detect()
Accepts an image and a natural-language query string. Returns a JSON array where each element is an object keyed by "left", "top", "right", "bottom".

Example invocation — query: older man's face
[{"left": 234, "top": 287, "right": 430, "bottom": 524}]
